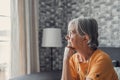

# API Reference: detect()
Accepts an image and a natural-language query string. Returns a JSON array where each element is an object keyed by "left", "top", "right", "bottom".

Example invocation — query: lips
[{"left": 67, "top": 41, "right": 76, "bottom": 50}]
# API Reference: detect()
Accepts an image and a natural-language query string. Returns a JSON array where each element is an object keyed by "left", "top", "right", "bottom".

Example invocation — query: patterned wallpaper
[{"left": 38, "top": 0, "right": 120, "bottom": 71}]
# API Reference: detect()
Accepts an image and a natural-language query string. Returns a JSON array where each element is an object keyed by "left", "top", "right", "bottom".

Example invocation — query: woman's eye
[
  {"left": 67, "top": 30, "right": 76, "bottom": 37},
  {"left": 72, "top": 30, "right": 77, "bottom": 34}
]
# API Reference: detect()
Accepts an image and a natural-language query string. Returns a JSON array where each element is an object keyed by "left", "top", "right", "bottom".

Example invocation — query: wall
[{"left": 38, "top": 0, "right": 120, "bottom": 71}]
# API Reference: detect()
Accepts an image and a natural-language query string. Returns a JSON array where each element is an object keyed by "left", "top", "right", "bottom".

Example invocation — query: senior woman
[{"left": 61, "top": 17, "right": 118, "bottom": 80}]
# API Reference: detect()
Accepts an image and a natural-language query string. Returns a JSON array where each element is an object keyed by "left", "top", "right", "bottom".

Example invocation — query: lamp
[{"left": 42, "top": 28, "right": 62, "bottom": 70}]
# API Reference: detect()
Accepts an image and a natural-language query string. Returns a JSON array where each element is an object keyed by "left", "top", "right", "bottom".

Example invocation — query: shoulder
[
  {"left": 87, "top": 49, "right": 117, "bottom": 79},
  {"left": 90, "top": 49, "right": 112, "bottom": 65}
]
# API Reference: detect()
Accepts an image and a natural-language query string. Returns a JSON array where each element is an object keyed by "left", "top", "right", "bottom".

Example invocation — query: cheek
[
  {"left": 70, "top": 36, "right": 78, "bottom": 46},
  {"left": 69, "top": 36, "right": 75, "bottom": 42},
  {"left": 70, "top": 36, "right": 83, "bottom": 47}
]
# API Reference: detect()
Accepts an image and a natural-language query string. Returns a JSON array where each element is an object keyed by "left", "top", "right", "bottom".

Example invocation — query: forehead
[{"left": 68, "top": 22, "right": 76, "bottom": 32}]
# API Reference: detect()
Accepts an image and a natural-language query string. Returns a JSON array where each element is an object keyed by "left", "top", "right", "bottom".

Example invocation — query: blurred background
[{"left": 0, "top": 0, "right": 120, "bottom": 80}]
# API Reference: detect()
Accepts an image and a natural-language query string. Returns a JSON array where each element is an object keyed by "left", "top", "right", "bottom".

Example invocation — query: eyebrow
[{"left": 67, "top": 30, "right": 77, "bottom": 34}]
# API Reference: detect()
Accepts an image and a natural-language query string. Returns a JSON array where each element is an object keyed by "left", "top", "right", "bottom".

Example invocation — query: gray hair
[{"left": 69, "top": 17, "right": 99, "bottom": 50}]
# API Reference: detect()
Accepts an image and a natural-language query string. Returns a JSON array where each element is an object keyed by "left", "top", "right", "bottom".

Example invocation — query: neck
[{"left": 77, "top": 48, "right": 94, "bottom": 62}]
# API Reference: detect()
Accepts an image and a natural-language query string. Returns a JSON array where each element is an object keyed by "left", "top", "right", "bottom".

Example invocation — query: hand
[{"left": 63, "top": 42, "right": 74, "bottom": 60}]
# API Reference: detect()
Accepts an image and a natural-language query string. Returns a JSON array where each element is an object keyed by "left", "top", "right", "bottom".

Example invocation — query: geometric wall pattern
[{"left": 38, "top": 0, "right": 120, "bottom": 71}]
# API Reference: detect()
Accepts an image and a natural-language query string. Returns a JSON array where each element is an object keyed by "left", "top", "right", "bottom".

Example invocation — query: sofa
[
  {"left": 99, "top": 47, "right": 120, "bottom": 63},
  {"left": 9, "top": 71, "right": 62, "bottom": 80},
  {"left": 10, "top": 47, "right": 120, "bottom": 80}
]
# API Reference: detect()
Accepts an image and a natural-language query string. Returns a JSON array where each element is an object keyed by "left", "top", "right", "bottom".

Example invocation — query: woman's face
[{"left": 66, "top": 23, "right": 85, "bottom": 50}]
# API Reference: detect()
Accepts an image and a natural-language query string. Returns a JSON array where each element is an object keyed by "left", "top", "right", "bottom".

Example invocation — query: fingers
[
  {"left": 67, "top": 41, "right": 71, "bottom": 47},
  {"left": 63, "top": 47, "right": 74, "bottom": 60}
]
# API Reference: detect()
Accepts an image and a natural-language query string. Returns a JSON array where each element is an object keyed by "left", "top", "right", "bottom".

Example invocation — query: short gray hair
[{"left": 69, "top": 17, "right": 99, "bottom": 50}]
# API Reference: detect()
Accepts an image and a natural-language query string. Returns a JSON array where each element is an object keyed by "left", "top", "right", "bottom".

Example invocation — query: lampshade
[{"left": 42, "top": 28, "right": 62, "bottom": 47}]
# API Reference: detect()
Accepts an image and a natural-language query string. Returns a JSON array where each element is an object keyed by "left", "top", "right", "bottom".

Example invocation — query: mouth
[
  {"left": 66, "top": 41, "right": 75, "bottom": 49},
  {"left": 67, "top": 42, "right": 75, "bottom": 50},
  {"left": 67, "top": 46, "right": 75, "bottom": 50}
]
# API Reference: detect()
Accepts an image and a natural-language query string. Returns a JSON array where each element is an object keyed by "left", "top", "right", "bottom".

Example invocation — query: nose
[{"left": 65, "top": 34, "right": 70, "bottom": 40}]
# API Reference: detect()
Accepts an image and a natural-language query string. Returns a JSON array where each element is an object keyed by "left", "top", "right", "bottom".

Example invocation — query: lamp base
[{"left": 50, "top": 48, "right": 53, "bottom": 71}]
